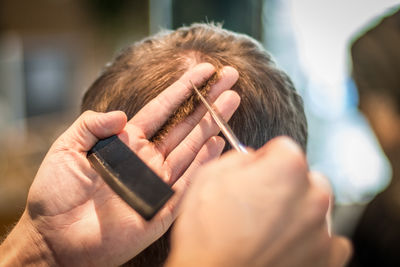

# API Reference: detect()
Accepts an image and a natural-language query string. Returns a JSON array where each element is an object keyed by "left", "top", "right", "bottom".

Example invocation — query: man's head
[
  {"left": 351, "top": 9, "right": 400, "bottom": 156},
  {"left": 81, "top": 23, "right": 307, "bottom": 266},
  {"left": 82, "top": 23, "right": 307, "bottom": 151}
]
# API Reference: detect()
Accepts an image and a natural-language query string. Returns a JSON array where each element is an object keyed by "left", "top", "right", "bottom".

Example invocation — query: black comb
[{"left": 87, "top": 135, "right": 174, "bottom": 220}]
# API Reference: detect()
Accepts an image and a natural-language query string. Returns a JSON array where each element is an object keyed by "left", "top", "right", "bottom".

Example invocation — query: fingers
[
  {"left": 309, "top": 171, "right": 333, "bottom": 235},
  {"left": 255, "top": 136, "right": 310, "bottom": 190},
  {"left": 309, "top": 172, "right": 333, "bottom": 197},
  {"left": 56, "top": 111, "right": 127, "bottom": 152},
  {"left": 164, "top": 90, "right": 240, "bottom": 183},
  {"left": 172, "top": 136, "right": 226, "bottom": 193},
  {"left": 156, "top": 66, "right": 239, "bottom": 156},
  {"left": 156, "top": 136, "right": 225, "bottom": 224},
  {"left": 256, "top": 136, "right": 305, "bottom": 162},
  {"left": 128, "top": 63, "right": 216, "bottom": 139},
  {"left": 328, "top": 236, "right": 352, "bottom": 267}
]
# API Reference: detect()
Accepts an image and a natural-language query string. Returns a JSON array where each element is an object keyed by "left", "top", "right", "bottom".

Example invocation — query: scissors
[
  {"left": 87, "top": 81, "right": 248, "bottom": 221},
  {"left": 190, "top": 80, "right": 248, "bottom": 154}
]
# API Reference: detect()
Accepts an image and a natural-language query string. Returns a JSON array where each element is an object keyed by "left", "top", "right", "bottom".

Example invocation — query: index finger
[{"left": 129, "top": 63, "right": 216, "bottom": 139}]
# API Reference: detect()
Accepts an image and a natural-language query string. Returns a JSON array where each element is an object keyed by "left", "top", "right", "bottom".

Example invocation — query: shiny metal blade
[{"left": 190, "top": 80, "right": 248, "bottom": 154}]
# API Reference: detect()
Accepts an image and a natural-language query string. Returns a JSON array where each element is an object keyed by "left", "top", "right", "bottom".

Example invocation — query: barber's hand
[
  {"left": 166, "top": 137, "right": 352, "bottom": 267},
  {"left": 0, "top": 63, "right": 240, "bottom": 266}
]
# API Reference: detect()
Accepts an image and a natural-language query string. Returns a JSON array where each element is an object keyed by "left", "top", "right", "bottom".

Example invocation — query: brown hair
[
  {"left": 82, "top": 23, "right": 307, "bottom": 151},
  {"left": 81, "top": 23, "right": 307, "bottom": 266}
]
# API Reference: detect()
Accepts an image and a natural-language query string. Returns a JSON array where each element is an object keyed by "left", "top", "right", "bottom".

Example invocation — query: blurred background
[{"left": 1, "top": 0, "right": 399, "bottom": 265}]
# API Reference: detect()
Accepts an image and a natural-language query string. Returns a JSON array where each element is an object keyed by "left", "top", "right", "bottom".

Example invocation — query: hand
[
  {"left": 0, "top": 63, "right": 241, "bottom": 266},
  {"left": 166, "top": 137, "right": 352, "bottom": 267}
]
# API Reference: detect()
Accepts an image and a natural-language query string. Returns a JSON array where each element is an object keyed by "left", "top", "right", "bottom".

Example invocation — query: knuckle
[
  {"left": 314, "top": 187, "right": 331, "bottom": 214},
  {"left": 183, "top": 114, "right": 199, "bottom": 129},
  {"left": 276, "top": 136, "right": 308, "bottom": 171},
  {"left": 286, "top": 170, "right": 308, "bottom": 189},
  {"left": 282, "top": 166, "right": 308, "bottom": 192},
  {"left": 305, "top": 189, "right": 330, "bottom": 226},
  {"left": 81, "top": 110, "right": 97, "bottom": 118},
  {"left": 179, "top": 175, "right": 193, "bottom": 191},
  {"left": 309, "top": 171, "right": 333, "bottom": 196},
  {"left": 287, "top": 150, "right": 308, "bottom": 174},
  {"left": 184, "top": 139, "right": 201, "bottom": 156},
  {"left": 271, "top": 136, "right": 305, "bottom": 158},
  {"left": 80, "top": 110, "right": 99, "bottom": 130},
  {"left": 277, "top": 151, "right": 309, "bottom": 189},
  {"left": 163, "top": 159, "right": 176, "bottom": 184}
]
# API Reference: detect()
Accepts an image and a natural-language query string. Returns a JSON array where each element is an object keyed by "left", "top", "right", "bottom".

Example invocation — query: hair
[
  {"left": 351, "top": 8, "right": 400, "bottom": 112},
  {"left": 81, "top": 23, "right": 307, "bottom": 266}
]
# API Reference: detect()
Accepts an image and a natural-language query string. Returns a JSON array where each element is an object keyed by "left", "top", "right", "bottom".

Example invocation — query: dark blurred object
[
  {"left": 172, "top": 0, "right": 263, "bottom": 40},
  {"left": 85, "top": 0, "right": 135, "bottom": 22},
  {"left": 350, "top": 7, "right": 400, "bottom": 267},
  {"left": 84, "top": 0, "right": 148, "bottom": 37}
]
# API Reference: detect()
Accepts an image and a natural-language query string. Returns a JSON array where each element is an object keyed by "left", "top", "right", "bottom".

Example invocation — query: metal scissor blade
[{"left": 190, "top": 80, "right": 248, "bottom": 154}]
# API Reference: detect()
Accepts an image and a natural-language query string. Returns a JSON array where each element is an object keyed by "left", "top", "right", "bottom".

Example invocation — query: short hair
[
  {"left": 351, "top": 9, "right": 400, "bottom": 112},
  {"left": 81, "top": 23, "right": 307, "bottom": 266},
  {"left": 81, "top": 23, "right": 307, "bottom": 151}
]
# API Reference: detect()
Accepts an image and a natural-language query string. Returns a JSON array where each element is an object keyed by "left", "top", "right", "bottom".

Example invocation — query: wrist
[{"left": 0, "top": 210, "right": 56, "bottom": 266}]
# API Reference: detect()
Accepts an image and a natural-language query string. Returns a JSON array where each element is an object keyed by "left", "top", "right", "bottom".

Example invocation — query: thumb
[
  {"left": 55, "top": 110, "right": 127, "bottom": 152},
  {"left": 328, "top": 236, "right": 352, "bottom": 267}
]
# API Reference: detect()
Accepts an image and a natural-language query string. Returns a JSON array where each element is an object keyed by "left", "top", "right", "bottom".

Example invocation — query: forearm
[{"left": 0, "top": 211, "right": 56, "bottom": 267}]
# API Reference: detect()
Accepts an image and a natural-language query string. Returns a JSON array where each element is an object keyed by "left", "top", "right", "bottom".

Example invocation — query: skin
[
  {"left": 0, "top": 63, "right": 241, "bottom": 266},
  {"left": 0, "top": 63, "right": 352, "bottom": 267},
  {"left": 166, "top": 137, "right": 352, "bottom": 267}
]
